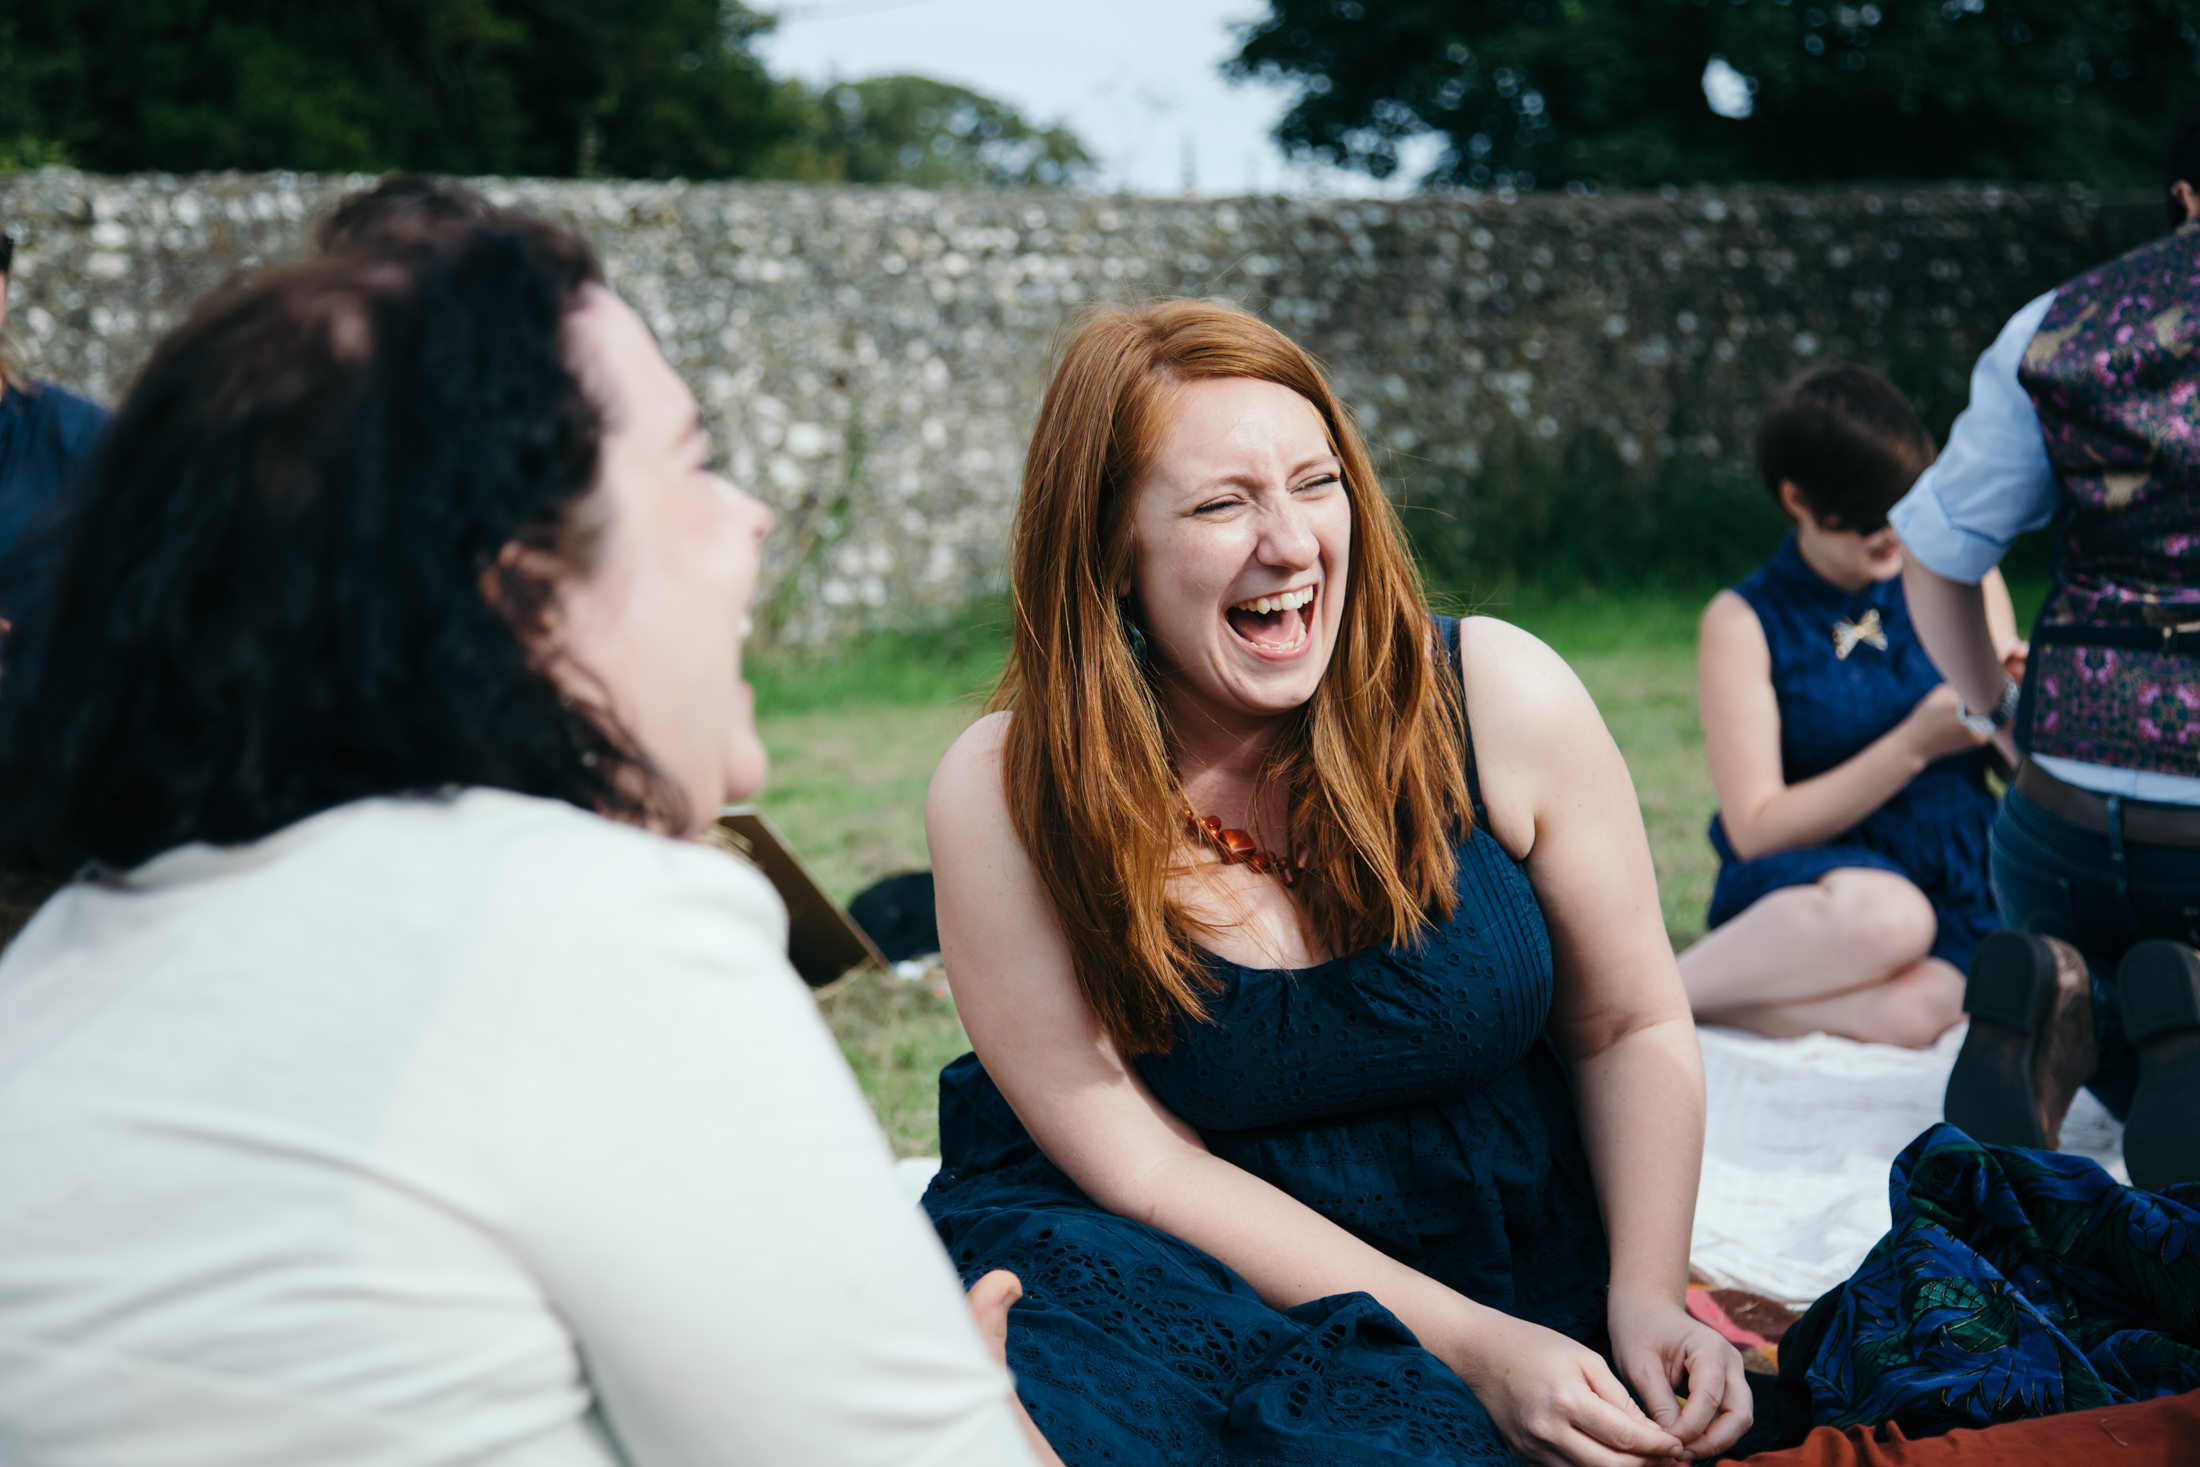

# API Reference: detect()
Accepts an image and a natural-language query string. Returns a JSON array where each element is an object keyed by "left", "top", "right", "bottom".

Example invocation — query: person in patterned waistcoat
[{"left": 1894, "top": 106, "right": 2200, "bottom": 1191}]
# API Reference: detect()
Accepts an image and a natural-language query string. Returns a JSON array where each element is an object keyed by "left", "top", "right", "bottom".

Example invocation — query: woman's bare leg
[
  {"left": 1714, "top": 957, "right": 1968, "bottom": 1049},
  {"left": 1680, "top": 868, "right": 1944, "bottom": 1040}
]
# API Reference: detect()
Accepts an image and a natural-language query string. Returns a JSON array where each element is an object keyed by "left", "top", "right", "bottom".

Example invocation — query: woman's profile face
[
  {"left": 548, "top": 285, "right": 775, "bottom": 829},
  {"left": 1820, "top": 520, "right": 1904, "bottom": 585},
  {"left": 1125, "top": 376, "right": 1353, "bottom": 726},
  {"left": 1788, "top": 495, "right": 1903, "bottom": 589}
]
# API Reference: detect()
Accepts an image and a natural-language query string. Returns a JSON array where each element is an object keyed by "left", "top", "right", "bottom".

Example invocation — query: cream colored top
[{"left": 0, "top": 789, "right": 1033, "bottom": 1467}]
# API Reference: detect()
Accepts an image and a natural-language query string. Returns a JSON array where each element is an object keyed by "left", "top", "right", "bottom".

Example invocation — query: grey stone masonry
[{"left": 0, "top": 170, "right": 2157, "bottom": 642}]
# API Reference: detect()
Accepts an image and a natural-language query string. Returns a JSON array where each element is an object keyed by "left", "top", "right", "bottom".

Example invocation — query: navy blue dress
[
  {"left": 1706, "top": 534, "right": 1999, "bottom": 972},
  {"left": 923, "top": 620, "right": 1607, "bottom": 1466}
]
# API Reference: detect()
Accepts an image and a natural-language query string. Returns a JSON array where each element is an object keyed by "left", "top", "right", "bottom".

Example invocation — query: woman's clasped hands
[
  {"left": 1609, "top": 1291, "right": 1754, "bottom": 1461},
  {"left": 1440, "top": 1293, "right": 1749, "bottom": 1466}
]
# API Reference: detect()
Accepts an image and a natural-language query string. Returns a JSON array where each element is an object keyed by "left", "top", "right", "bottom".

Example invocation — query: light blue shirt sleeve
[{"left": 1887, "top": 289, "right": 2063, "bottom": 584}]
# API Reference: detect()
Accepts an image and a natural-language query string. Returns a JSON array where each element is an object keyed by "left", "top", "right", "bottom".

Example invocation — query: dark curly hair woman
[{"left": 0, "top": 217, "right": 1052, "bottom": 1467}]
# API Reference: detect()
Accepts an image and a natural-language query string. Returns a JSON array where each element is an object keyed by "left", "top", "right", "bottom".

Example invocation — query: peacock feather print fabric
[{"left": 1790, "top": 1123, "right": 2200, "bottom": 1437}]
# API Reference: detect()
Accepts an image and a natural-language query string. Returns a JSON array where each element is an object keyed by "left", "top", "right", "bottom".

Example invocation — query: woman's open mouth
[{"left": 1224, "top": 585, "right": 1316, "bottom": 654}]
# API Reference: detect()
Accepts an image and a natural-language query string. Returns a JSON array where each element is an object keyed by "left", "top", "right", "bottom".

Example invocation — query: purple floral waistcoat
[{"left": 2013, "top": 225, "right": 2200, "bottom": 777}]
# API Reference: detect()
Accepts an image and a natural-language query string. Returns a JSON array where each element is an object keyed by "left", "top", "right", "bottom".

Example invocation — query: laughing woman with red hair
[{"left": 918, "top": 298, "right": 1751, "bottom": 1467}]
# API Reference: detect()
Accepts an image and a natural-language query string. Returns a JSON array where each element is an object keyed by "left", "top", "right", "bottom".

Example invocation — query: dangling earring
[{"left": 1118, "top": 599, "right": 1150, "bottom": 665}]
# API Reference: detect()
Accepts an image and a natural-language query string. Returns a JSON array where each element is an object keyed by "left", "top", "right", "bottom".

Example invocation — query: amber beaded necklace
[{"left": 1182, "top": 805, "right": 1302, "bottom": 886}]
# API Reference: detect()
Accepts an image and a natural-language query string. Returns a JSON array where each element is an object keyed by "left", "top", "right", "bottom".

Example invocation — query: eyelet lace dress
[{"left": 921, "top": 616, "right": 1609, "bottom": 1465}]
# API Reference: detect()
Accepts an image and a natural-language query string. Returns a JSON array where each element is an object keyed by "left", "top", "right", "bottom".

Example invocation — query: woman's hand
[
  {"left": 967, "top": 1269, "right": 1024, "bottom": 1368},
  {"left": 1446, "top": 1310, "right": 1686, "bottom": 1467},
  {"left": 1607, "top": 1292, "right": 1752, "bottom": 1462},
  {"left": 1898, "top": 683, "right": 1992, "bottom": 765},
  {"left": 966, "top": 1269, "right": 1069, "bottom": 1467}
]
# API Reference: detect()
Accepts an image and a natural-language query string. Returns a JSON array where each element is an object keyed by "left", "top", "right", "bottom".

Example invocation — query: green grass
[
  {"left": 747, "top": 598, "right": 1010, "bottom": 718},
  {"left": 753, "top": 700, "right": 984, "bottom": 908},
  {"left": 816, "top": 968, "right": 974, "bottom": 1158},
  {"left": 764, "top": 583, "right": 1731, "bottom": 1156},
  {"left": 748, "top": 604, "right": 1012, "bottom": 1158},
  {"left": 747, "top": 600, "right": 1009, "bottom": 905}
]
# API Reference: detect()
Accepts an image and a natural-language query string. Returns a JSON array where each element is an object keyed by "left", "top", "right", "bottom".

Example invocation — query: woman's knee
[
  {"left": 1816, "top": 872, "right": 1938, "bottom": 972},
  {"left": 1870, "top": 962, "right": 1967, "bottom": 1048}
]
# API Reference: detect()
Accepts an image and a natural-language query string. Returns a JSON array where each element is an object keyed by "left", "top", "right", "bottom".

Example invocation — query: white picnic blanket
[{"left": 1689, "top": 1021, "right": 2127, "bottom": 1310}]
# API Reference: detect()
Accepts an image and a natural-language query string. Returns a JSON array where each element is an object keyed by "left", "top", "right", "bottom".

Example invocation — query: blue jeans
[{"left": 1990, "top": 785, "right": 2200, "bottom": 1119}]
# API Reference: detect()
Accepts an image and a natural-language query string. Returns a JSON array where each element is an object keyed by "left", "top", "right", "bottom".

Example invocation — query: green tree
[
  {"left": 0, "top": 0, "right": 810, "bottom": 178},
  {"left": 1228, "top": 0, "right": 2200, "bottom": 192},
  {"left": 797, "top": 75, "right": 1095, "bottom": 188}
]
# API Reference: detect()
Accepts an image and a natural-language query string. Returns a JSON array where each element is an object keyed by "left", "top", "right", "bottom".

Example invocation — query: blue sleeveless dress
[
  {"left": 1706, "top": 534, "right": 1999, "bottom": 972},
  {"left": 922, "top": 618, "right": 1608, "bottom": 1466}
]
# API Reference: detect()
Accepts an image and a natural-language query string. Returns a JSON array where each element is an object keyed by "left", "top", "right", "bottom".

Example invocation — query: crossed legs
[{"left": 1677, "top": 868, "right": 1966, "bottom": 1048}]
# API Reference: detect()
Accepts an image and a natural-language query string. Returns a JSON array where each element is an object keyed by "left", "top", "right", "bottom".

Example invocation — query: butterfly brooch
[{"left": 1832, "top": 609, "right": 1888, "bottom": 660}]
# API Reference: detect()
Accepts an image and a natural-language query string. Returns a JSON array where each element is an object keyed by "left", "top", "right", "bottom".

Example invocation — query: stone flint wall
[{"left": 0, "top": 170, "right": 2159, "bottom": 642}]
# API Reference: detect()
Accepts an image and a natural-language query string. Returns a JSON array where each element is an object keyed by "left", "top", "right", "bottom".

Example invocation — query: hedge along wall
[{"left": 0, "top": 170, "right": 2159, "bottom": 643}]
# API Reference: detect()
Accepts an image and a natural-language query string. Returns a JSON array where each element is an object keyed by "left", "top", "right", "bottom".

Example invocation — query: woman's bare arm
[{"left": 1462, "top": 616, "right": 1750, "bottom": 1459}]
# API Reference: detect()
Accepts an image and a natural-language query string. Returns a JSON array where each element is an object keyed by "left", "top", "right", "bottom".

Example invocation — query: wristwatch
[{"left": 1955, "top": 678, "right": 2021, "bottom": 737}]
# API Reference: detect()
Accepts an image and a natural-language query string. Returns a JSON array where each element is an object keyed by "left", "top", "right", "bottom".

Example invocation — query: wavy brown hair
[{"left": 995, "top": 298, "right": 1470, "bottom": 1056}]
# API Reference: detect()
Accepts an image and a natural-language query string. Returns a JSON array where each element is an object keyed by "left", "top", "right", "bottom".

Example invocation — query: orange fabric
[{"left": 1738, "top": 1390, "right": 2200, "bottom": 1464}]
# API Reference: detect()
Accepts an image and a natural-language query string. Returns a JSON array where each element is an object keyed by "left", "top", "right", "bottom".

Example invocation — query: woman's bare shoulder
[
  {"left": 1455, "top": 615, "right": 1595, "bottom": 725},
  {"left": 926, "top": 710, "right": 1017, "bottom": 852},
  {"left": 1700, "top": 587, "right": 1764, "bottom": 639},
  {"left": 940, "top": 707, "right": 1010, "bottom": 760},
  {"left": 1697, "top": 589, "right": 1771, "bottom": 679},
  {"left": 1453, "top": 616, "right": 1610, "bottom": 852},
  {"left": 931, "top": 709, "right": 1010, "bottom": 792},
  {"left": 924, "top": 710, "right": 1086, "bottom": 1029}
]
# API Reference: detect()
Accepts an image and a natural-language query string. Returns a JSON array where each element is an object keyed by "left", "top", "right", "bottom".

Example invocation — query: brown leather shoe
[
  {"left": 2119, "top": 940, "right": 2200, "bottom": 1191},
  {"left": 1944, "top": 930, "right": 2096, "bottom": 1151}
]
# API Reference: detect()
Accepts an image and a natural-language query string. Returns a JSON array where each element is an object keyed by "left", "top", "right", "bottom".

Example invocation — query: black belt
[{"left": 2013, "top": 761, "right": 2200, "bottom": 849}]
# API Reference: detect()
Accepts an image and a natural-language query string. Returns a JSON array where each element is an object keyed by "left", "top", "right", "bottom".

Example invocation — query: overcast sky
[{"left": 755, "top": 0, "right": 1441, "bottom": 197}]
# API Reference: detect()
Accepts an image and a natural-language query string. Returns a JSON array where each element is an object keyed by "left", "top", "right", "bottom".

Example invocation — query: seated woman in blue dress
[
  {"left": 1678, "top": 366, "right": 2025, "bottom": 1047},
  {"left": 920, "top": 298, "right": 1753, "bottom": 1466}
]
